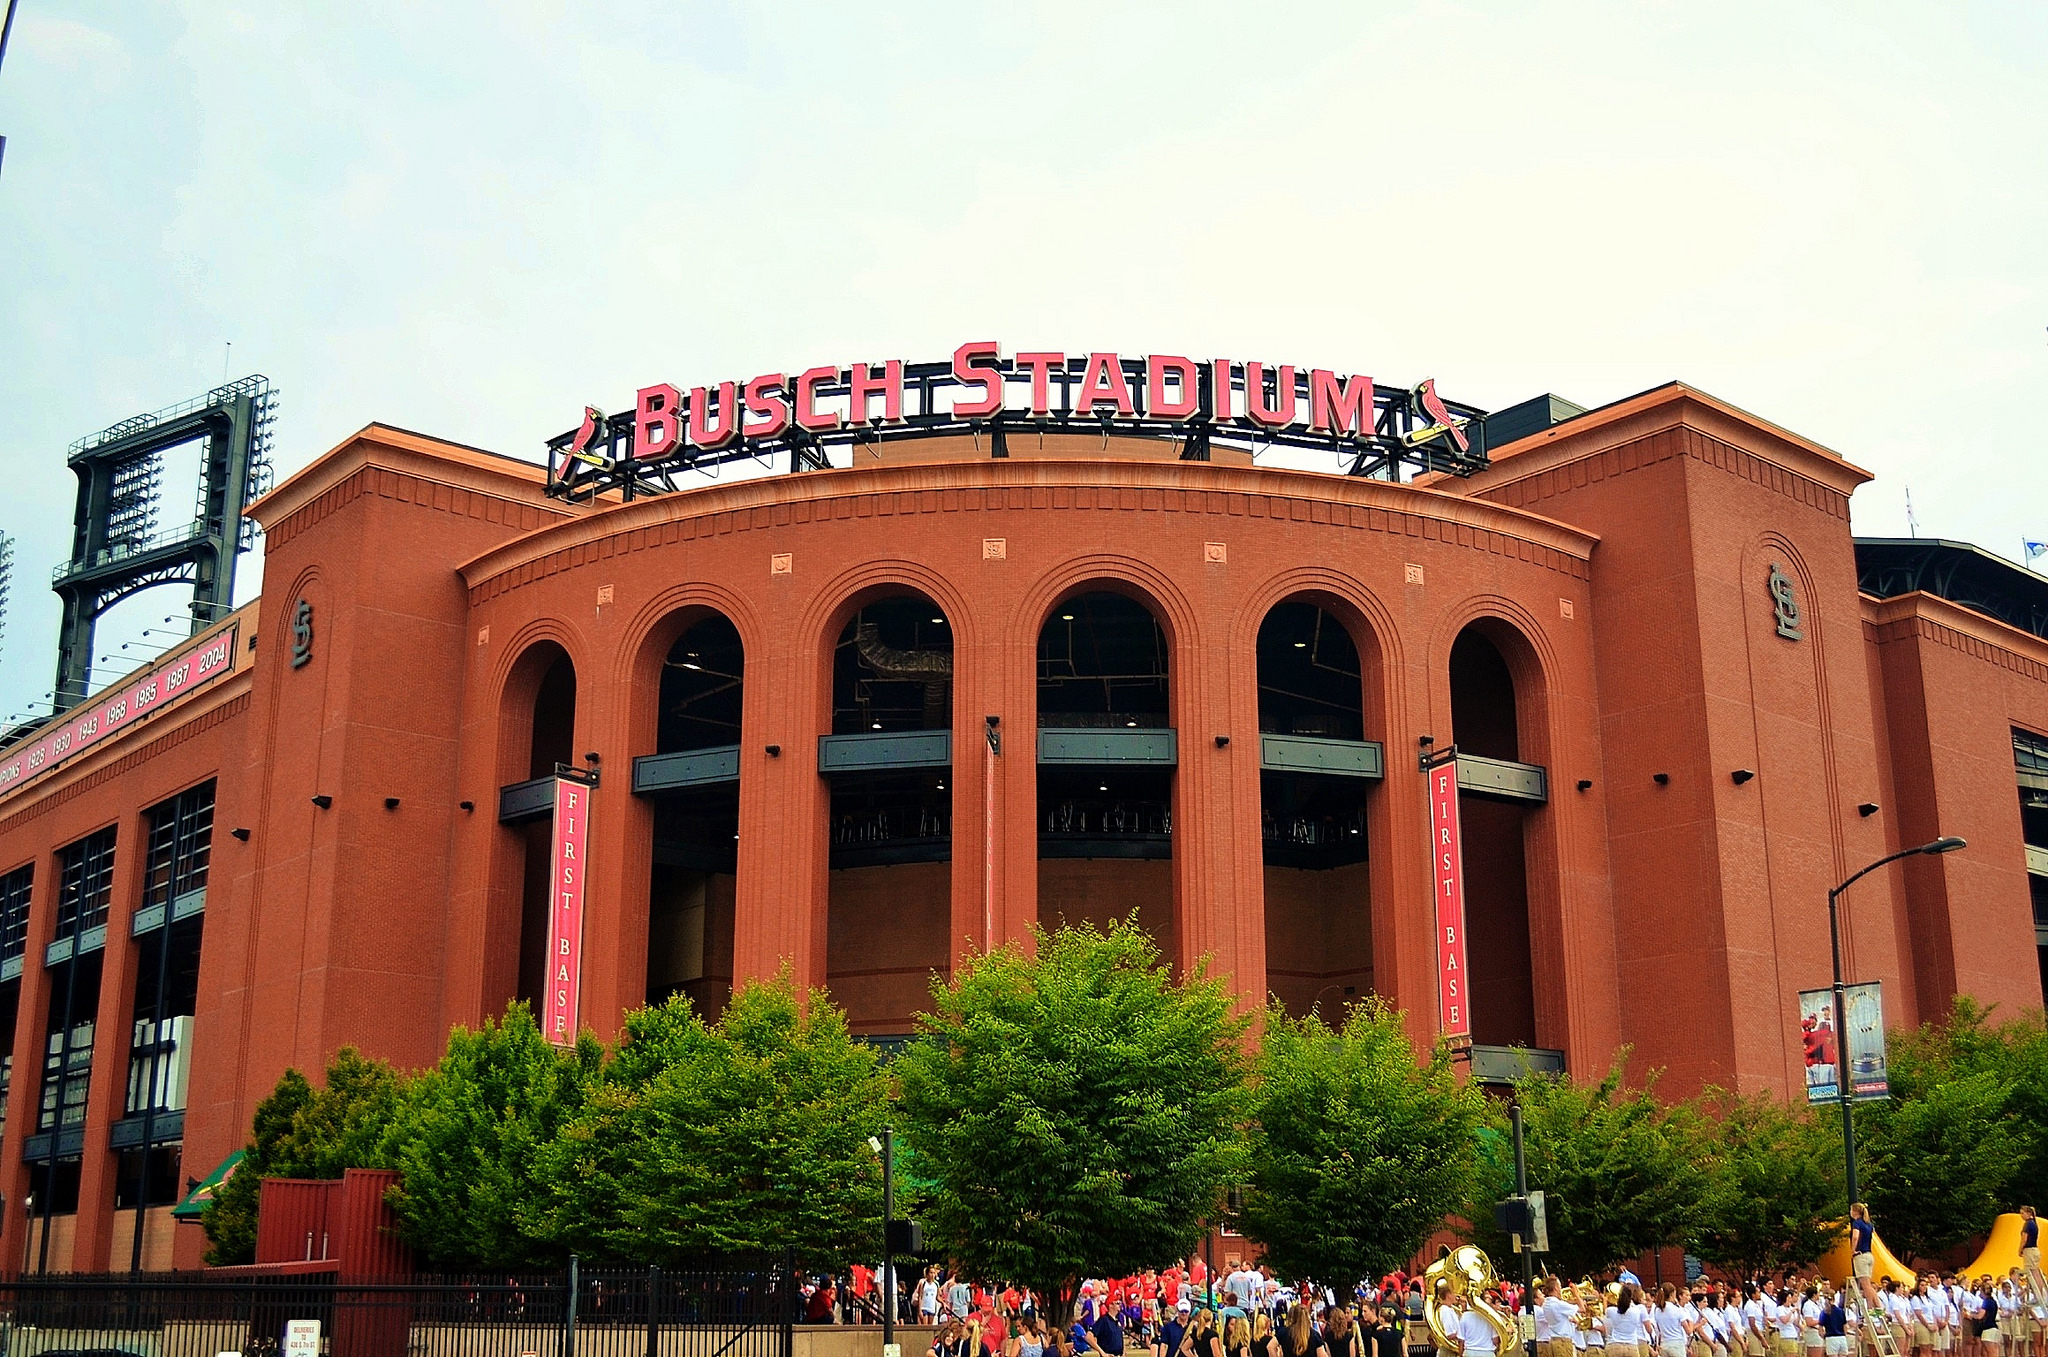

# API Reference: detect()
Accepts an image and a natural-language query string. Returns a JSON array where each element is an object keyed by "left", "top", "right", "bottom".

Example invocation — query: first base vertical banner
[
  {"left": 547, "top": 776, "right": 591, "bottom": 1045},
  {"left": 1426, "top": 756, "right": 1471, "bottom": 1038}
]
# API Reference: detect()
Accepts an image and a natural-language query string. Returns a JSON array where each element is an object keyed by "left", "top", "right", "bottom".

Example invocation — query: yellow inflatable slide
[
  {"left": 1961, "top": 1213, "right": 2031, "bottom": 1282},
  {"left": 1818, "top": 1221, "right": 1916, "bottom": 1288}
]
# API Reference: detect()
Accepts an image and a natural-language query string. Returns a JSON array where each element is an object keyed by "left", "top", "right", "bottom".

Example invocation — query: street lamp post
[
  {"left": 871, "top": 1130, "right": 897, "bottom": 1356},
  {"left": 1826, "top": 835, "right": 1965, "bottom": 1203}
]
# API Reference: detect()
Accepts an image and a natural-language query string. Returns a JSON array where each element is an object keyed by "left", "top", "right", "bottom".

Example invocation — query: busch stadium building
[{"left": 0, "top": 348, "right": 2044, "bottom": 1272}]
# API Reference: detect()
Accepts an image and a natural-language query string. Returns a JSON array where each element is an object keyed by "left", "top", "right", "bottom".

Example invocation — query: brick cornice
[
  {"left": 1861, "top": 591, "right": 2048, "bottom": 685},
  {"left": 252, "top": 424, "right": 579, "bottom": 550},
  {"left": 1453, "top": 383, "right": 1872, "bottom": 520},
  {"left": 460, "top": 454, "right": 1601, "bottom": 603},
  {"left": 0, "top": 689, "right": 250, "bottom": 837}
]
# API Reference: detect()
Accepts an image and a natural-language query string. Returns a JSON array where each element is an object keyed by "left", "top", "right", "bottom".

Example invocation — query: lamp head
[{"left": 1920, "top": 836, "right": 1967, "bottom": 855}]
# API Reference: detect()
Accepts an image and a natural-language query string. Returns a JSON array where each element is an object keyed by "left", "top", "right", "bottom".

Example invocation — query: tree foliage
[
  {"left": 1856, "top": 1066, "right": 2023, "bottom": 1262},
  {"left": 1856, "top": 995, "right": 2043, "bottom": 1260},
  {"left": 201, "top": 1049, "right": 401, "bottom": 1265},
  {"left": 1241, "top": 998, "right": 1485, "bottom": 1284},
  {"left": 1466, "top": 1059, "right": 1707, "bottom": 1277},
  {"left": 534, "top": 977, "right": 891, "bottom": 1266},
  {"left": 1686, "top": 1088, "right": 1844, "bottom": 1274},
  {"left": 379, "top": 1003, "right": 601, "bottom": 1269},
  {"left": 895, "top": 918, "right": 1249, "bottom": 1309}
]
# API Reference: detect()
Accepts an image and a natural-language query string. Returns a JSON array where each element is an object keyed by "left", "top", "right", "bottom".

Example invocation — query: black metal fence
[{"left": 0, "top": 1262, "right": 803, "bottom": 1357}]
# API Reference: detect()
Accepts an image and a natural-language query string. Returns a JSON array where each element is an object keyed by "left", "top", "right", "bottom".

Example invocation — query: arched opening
[
  {"left": 824, "top": 595, "right": 953, "bottom": 1037},
  {"left": 1036, "top": 590, "right": 1176, "bottom": 959},
  {"left": 514, "top": 645, "right": 576, "bottom": 1012},
  {"left": 644, "top": 614, "right": 744, "bottom": 1020},
  {"left": 1257, "top": 601, "right": 1374, "bottom": 1018},
  {"left": 1449, "top": 624, "right": 1538, "bottom": 1048}
]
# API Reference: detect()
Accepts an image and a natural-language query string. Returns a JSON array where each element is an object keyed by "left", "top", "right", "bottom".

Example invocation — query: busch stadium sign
[{"left": 547, "top": 344, "right": 1493, "bottom": 500}]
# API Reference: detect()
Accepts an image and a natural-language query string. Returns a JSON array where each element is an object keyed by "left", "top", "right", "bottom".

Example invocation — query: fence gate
[{"left": 0, "top": 1261, "right": 801, "bottom": 1357}]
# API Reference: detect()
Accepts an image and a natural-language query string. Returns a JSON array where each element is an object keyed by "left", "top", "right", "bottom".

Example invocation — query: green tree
[
  {"left": 1855, "top": 1068, "right": 2022, "bottom": 1262},
  {"left": 535, "top": 978, "right": 891, "bottom": 1266},
  {"left": 1241, "top": 998, "right": 1485, "bottom": 1284},
  {"left": 1882, "top": 998, "right": 2047, "bottom": 1224},
  {"left": 1465, "top": 1060, "right": 1707, "bottom": 1277},
  {"left": 1686, "top": 1089, "right": 1844, "bottom": 1274},
  {"left": 202, "top": 1067, "right": 313, "bottom": 1265},
  {"left": 896, "top": 918, "right": 1250, "bottom": 1311},
  {"left": 200, "top": 1048, "right": 403, "bottom": 1265},
  {"left": 380, "top": 1002, "right": 601, "bottom": 1269}
]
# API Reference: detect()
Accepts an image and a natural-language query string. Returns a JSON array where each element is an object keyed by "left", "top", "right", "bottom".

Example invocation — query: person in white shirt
[
  {"left": 1772, "top": 1286, "right": 1805, "bottom": 1357},
  {"left": 1541, "top": 1280, "right": 1583, "bottom": 1357},
  {"left": 1721, "top": 1293, "right": 1748, "bottom": 1357},
  {"left": 1608, "top": 1283, "right": 1650, "bottom": 1357},
  {"left": 1654, "top": 1286, "right": 1693, "bottom": 1357},
  {"left": 1798, "top": 1286, "right": 1825, "bottom": 1357},
  {"left": 1457, "top": 1297, "right": 1502, "bottom": 1357},
  {"left": 1738, "top": 1287, "right": 1765, "bottom": 1357},
  {"left": 1680, "top": 1292, "right": 1706, "bottom": 1357}
]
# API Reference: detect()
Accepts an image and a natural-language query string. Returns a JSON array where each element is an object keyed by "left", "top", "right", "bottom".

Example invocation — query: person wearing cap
[{"left": 1156, "top": 1302, "right": 1189, "bottom": 1357}]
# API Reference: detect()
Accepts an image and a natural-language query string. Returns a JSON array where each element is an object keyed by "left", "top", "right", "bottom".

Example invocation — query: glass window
[
  {"left": 0, "top": 864, "right": 31, "bottom": 962},
  {"left": 55, "top": 827, "right": 117, "bottom": 940},
  {"left": 142, "top": 781, "right": 215, "bottom": 912}
]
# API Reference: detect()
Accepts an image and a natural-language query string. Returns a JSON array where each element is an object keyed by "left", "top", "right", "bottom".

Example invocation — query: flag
[{"left": 2027, "top": 540, "right": 2047, "bottom": 562}]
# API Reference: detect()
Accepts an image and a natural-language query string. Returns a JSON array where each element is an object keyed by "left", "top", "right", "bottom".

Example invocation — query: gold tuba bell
[{"left": 1423, "top": 1245, "right": 1519, "bottom": 1354}]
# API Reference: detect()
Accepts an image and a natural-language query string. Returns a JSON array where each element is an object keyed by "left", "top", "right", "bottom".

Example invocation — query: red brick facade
[{"left": 0, "top": 385, "right": 2040, "bottom": 1273}]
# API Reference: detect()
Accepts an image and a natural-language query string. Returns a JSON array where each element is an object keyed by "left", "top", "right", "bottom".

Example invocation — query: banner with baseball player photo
[{"left": 1799, "top": 982, "right": 1889, "bottom": 1104}]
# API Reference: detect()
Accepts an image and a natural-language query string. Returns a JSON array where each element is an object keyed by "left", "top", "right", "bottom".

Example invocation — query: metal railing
[{"left": 0, "top": 1259, "right": 803, "bottom": 1357}]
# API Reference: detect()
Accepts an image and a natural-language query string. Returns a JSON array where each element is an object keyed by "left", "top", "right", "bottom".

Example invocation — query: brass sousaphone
[{"left": 1423, "top": 1245, "right": 1519, "bottom": 1353}]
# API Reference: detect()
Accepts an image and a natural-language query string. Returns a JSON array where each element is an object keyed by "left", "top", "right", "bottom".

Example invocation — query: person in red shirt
[
  {"left": 981, "top": 1300, "right": 1009, "bottom": 1351},
  {"left": 851, "top": 1266, "right": 874, "bottom": 1325}
]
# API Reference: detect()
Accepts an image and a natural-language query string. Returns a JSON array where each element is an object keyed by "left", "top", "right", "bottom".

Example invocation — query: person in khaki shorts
[
  {"left": 1606, "top": 1283, "right": 1648, "bottom": 1357},
  {"left": 1768, "top": 1282, "right": 1803, "bottom": 1357},
  {"left": 1851, "top": 1206, "right": 1880, "bottom": 1311},
  {"left": 2022, "top": 1208, "right": 2043, "bottom": 1296},
  {"left": 1540, "top": 1278, "right": 1581, "bottom": 1357}
]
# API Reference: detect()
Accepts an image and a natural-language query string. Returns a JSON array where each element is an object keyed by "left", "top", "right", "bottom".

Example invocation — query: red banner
[
  {"left": 1426, "top": 757, "right": 1470, "bottom": 1038},
  {"left": 546, "top": 776, "right": 591, "bottom": 1046},
  {"left": 0, "top": 623, "right": 240, "bottom": 802}
]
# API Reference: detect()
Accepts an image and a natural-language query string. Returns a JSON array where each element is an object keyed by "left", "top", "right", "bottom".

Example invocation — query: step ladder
[{"left": 1856, "top": 1302, "right": 1903, "bottom": 1357}]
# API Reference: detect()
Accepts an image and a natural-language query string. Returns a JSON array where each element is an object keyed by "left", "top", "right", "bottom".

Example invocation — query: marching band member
[
  {"left": 1608, "top": 1283, "right": 1650, "bottom": 1357},
  {"left": 1771, "top": 1283, "right": 1805, "bottom": 1357},
  {"left": 1655, "top": 1285, "right": 1692, "bottom": 1357},
  {"left": 1800, "top": 1284, "right": 1826, "bottom": 1357}
]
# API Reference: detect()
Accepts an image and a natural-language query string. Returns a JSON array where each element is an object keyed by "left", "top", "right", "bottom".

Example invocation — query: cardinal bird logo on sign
[{"left": 1403, "top": 379, "right": 1471, "bottom": 454}]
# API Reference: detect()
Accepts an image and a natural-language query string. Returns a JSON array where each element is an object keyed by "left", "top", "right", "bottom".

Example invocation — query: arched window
[
  {"left": 1036, "top": 590, "right": 1176, "bottom": 959},
  {"left": 1257, "top": 601, "right": 1374, "bottom": 1017}
]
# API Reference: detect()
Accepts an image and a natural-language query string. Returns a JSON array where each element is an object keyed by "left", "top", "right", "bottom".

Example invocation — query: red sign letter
[
  {"left": 1015, "top": 352, "right": 1065, "bottom": 415},
  {"left": 794, "top": 366, "right": 842, "bottom": 432},
  {"left": 1309, "top": 370, "right": 1375, "bottom": 438},
  {"left": 1075, "top": 352, "right": 1135, "bottom": 416},
  {"left": 743, "top": 372, "right": 790, "bottom": 440},
  {"left": 1245, "top": 362, "right": 1297, "bottom": 428},
  {"left": 635, "top": 384, "right": 682, "bottom": 460},
  {"left": 1427, "top": 760, "right": 1471, "bottom": 1039},
  {"left": 1147, "top": 355, "right": 1200, "bottom": 421},
  {"left": 848, "top": 359, "right": 906, "bottom": 425},
  {"left": 687, "top": 382, "right": 741, "bottom": 450},
  {"left": 952, "top": 341, "right": 1004, "bottom": 417}
]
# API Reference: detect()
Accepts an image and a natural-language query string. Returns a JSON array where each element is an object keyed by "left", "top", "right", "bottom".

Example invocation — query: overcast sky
[{"left": 1, "top": 0, "right": 2044, "bottom": 721}]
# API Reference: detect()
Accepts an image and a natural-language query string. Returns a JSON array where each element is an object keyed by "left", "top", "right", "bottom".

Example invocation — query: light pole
[
  {"left": 1826, "top": 835, "right": 1965, "bottom": 1203},
  {"left": 870, "top": 1130, "right": 897, "bottom": 1356}
]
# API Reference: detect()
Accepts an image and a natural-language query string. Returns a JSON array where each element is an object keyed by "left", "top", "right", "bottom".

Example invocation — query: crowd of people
[{"left": 797, "top": 1204, "right": 2048, "bottom": 1357}]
